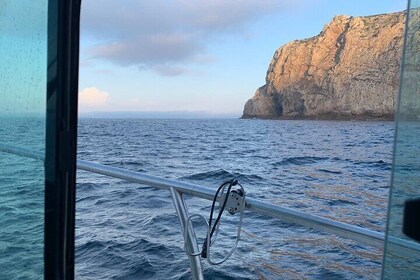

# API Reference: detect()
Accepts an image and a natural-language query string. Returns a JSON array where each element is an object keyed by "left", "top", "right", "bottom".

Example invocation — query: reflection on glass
[
  {"left": 0, "top": 1, "right": 47, "bottom": 278},
  {"left": 382, "top": 0, "right": 420, "bottom": 278}
]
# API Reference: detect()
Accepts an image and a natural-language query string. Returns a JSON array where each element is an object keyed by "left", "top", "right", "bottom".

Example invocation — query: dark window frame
[{"left": 45, "top": 0, "right": 81, "bottom": 278}]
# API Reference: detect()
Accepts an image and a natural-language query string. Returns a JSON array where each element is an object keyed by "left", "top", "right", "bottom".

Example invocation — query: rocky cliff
[{"left": 242, "top": 12, "right": 405, "bottom": 120}]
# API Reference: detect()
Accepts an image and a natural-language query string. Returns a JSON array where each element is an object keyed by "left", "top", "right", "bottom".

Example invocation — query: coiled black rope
[{"left": 201, "top": 179, "right": 238, "bottom": 258}]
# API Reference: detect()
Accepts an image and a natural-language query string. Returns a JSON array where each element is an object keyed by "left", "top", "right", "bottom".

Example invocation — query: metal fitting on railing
[{"left": 184, "top": 180, "right": 246, "bottom": 265}]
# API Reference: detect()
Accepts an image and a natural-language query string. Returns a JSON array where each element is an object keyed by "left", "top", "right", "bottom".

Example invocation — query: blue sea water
[
  {"left": 75, "top": 119, "right": 393, "bottom": 279},
  {"left": 0, "top": 118, "right": 45, "bottom": 279}
]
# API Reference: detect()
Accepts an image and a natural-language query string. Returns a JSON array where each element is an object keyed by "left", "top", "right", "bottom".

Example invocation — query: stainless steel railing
[{"left": 1, "top": 144, "right": 420, "bottom": 279}]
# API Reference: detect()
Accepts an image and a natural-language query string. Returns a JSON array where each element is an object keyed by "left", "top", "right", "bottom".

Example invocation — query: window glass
[
  {"left": 382, "top": 1, "right": 420, "bottom": 278},
  {"left": 0, "top": 1, "right": 48, "bottom": 278}
]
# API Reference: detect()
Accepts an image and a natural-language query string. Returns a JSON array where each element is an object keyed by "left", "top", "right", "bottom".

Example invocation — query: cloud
[
  {"left": 81, "top": 0, "right": 297, "bottom": 76},
  {"left": 92, "top": 33, "right": 200, "bottom": 66},
  {"left": 151, "top": 65, "right": 190, "bottom": 76},
  {"left": 79, "top": 87, "right": 110, "bottom": 110}
]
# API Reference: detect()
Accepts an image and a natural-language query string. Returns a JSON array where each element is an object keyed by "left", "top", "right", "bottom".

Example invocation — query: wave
[
  {"left": 318, "top": 168, "right": 343, "bottom": 174},
  {"left": 326, "top": 199, "right": 358, "bottom": 206},
  {"left": 353, "top": 159, "right": 391, "bottom": 170},
  {"left": 76, "top": 238, "right": 176, "bottom": 279},
  {"left": 77, "top": 183, "right": 102, "bottom": 191},
  {"left": 181, "top": 169, "right": 231, "bottom": 181},
  {"left": 180, "top": 169, "right": 264, "bottom": 185},
  {"left": 273, "top": 156, "right": 329, "bottom": 166}
]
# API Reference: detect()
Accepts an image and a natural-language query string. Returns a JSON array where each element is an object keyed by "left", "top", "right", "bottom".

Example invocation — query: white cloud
[
  {"left": 79, "top": 87, "right": 110, "bottom": 110},
  {"left": 81, "top": 0, "right": 299, "bottom": 76}
]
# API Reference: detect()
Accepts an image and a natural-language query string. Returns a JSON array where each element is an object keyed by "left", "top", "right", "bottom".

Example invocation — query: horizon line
[{"left": 78, "top": 110, "right": 242, "bottom": 119}]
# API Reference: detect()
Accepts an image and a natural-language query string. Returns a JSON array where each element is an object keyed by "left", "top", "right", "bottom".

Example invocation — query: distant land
[
  {"left": 79, "top": 111, "right": 239, "bottom": 119},
  {"left": 242, "top": 12, "right": 405, "bottom": 120}
]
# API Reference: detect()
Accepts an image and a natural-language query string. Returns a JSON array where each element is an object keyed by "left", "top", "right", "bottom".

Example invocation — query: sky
[
  {"left": 0, "top": 2, "right": 47, "bottom": 116},
  {"left": 78, "top": 0, "right": 407, "bottom": 117}
]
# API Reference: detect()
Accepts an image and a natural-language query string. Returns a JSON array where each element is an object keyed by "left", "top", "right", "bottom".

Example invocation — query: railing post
[{"left": 170, "top": 187, "right": 204, "bottom": 280}]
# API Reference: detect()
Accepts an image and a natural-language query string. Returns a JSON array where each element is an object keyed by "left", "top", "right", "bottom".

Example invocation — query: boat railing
[{"left": 1, "top": 143, "right": 419, "bottom": 280}]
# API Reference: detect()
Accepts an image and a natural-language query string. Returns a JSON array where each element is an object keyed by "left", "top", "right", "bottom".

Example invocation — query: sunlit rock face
[{"left": 243, "top": 12, "right": 405, "bottom": 120}]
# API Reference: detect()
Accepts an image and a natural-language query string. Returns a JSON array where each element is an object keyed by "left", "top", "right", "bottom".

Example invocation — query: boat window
[
  {"left": 382, "top": 0, "right": 420, "bottom": 277},
  {"left": 0, "top": 1, "right": 48, "bottom": 278},
  {"left": 0, "top": 1, "right": 80, "bottom": 278}
]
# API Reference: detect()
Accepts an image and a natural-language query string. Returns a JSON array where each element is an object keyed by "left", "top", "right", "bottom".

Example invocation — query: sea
[
  {"left": 74, "top": 118, "right": 393, "bottom": 279},
  {"left": 0, "top": 118, "right": 395, "bottom": 279}
]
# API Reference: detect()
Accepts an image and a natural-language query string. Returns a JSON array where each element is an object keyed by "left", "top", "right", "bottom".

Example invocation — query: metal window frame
[{"left": 44, "top": 0, "right": 81, "bottom": 278}]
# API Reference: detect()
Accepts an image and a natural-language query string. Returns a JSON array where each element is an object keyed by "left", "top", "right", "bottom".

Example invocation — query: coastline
[{"left": 240, "top": 113, "right": 395, "bottom": 121}]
